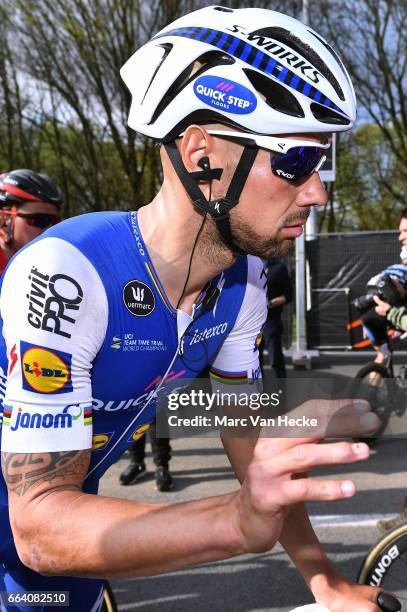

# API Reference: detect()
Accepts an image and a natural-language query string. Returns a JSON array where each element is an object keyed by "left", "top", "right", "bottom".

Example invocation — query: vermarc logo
[{"left": 123, "top": 279, "right": 155, "bottom": 316}]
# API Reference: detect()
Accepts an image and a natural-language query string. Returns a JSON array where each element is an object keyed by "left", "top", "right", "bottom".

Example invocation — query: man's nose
[{"left": 296, "top": 172, "right": 327, "bottom": 208}]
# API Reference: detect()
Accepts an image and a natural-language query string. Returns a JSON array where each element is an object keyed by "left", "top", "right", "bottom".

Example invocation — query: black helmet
[{"left": 0, "top": 169, "right": 63, "bottom": 208}]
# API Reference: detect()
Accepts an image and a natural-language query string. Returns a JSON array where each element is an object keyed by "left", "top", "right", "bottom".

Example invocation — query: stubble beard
[
  {"left": 194, "top": 159, "right": 311, "bottom": 260},
  {"left": 196, "top": 210, "right": 293, "bottom": 262},
  {"left": 230, "top": 207, "right": 312, "bottom": 259},
  {"left": 195, "top": 214, "right": 236, "bottom": 268}
]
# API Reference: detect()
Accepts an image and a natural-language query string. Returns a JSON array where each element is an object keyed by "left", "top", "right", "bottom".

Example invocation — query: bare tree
[
  {"left": 9, "top": 0, "right": 194, "bottom": 211},
  {"left": 316, "top": 0, "right": 407, "bottom": 204},
  {"left": 0, "top": 4, "right": 40, "bottom": 169},
  {"left": 5, "top": 0, "right": 403, "bottom": 224}
]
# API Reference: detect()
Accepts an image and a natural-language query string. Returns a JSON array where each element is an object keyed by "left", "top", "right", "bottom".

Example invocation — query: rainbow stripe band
[
  {"left": 2, "top": 406, "right": 13, "bottom": 427},
  {"left": 84, "top": 409, "right": 93, "bottom": 426},
  {"left": 145, "top": 261, "right": 175, "bottom": 314},
  {"left": 152, "top": 26, "right": 347, "bottom": 117},
  {"left": 209, "top": 366, "right": 248, "bottom": 385}
]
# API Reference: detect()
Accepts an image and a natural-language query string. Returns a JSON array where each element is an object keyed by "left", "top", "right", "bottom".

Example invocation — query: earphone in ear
[
  {"left": 188, "top": 155, "right": 222, "bottom": 183},
  {"left": 198, "top": 156, "right": 210, "bottom": 171}
]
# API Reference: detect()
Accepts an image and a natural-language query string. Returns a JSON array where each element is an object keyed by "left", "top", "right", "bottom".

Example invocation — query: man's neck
[{"left": 137, "top": 190, "right": 236, "bottom": 314}]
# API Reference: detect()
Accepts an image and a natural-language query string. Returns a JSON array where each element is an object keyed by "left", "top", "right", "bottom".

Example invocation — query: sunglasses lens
[
  {"left": 21, "top": 214, "right": 61, "bottom": 228},
  {"left": 271, "top": 147, "right": 324, "bottom": 182}
]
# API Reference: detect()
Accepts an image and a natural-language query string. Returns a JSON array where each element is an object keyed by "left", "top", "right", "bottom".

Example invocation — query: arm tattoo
[{"left": 1, "top": 451, "right": 89, "bottom": 497}]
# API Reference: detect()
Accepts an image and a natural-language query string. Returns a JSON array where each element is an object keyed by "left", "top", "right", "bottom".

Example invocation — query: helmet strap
[{"left": 164, "top": 141, "right": 258, "bottom": 256}]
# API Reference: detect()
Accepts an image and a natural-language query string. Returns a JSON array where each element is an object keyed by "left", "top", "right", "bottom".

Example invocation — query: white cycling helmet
[
  {"left": 121, "top": 6, "right": 356, "bottom": 255},
  {"left": 121, "top": 5, "right": 356, "bottom": 141}
]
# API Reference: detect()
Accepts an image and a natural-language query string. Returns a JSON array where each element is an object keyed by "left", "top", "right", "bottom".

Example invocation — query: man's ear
[
  {"left": 180, "top": 125, "right": 214, "bottom": 173},
  {"left": 180, "top": 127, "right": 223, "bottom": 183}
]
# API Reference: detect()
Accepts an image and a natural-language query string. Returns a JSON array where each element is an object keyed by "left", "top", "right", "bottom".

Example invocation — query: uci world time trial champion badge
[{"left": 122, "top": 280, "right": 155, "bottom": 317}]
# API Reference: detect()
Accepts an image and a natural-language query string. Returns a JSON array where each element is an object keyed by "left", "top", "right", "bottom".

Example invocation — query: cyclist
[
  {"left": 361, "top": 208, "right": 407, "bottom": 363},
  {"left": 0, "top": 7, "right": 384, "bottom": 612},
  {"left": 373, "top": 275, "right": 407, "bottom": 533},
  {"left": 373, "top": 251, "right": 407, "bottom": 333},
  {"left": 0, "top": 169, "right": 62, "bottom": 273}
]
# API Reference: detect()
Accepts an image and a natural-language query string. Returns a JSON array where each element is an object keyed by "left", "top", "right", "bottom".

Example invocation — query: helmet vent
[
  {"left": 150, "top": 51, "right": 235, "bottom": 125},
  {"left": 250, "top": 27, "right": 345, "bottom": 102},
  {"left": 142, "top": 43, "right": 173, "bottom": 104},
  {"left": 244, "top": 68, "right": 304, "bottom": 118},
  {"left": 213, "top": 6, "right": 234, "bottom": 12},
  {"left": 308, "top": 30, "right": 353, "bottom": 92},
  {"left": 310, "top": 102, "right": 350, "bottom": 125}
]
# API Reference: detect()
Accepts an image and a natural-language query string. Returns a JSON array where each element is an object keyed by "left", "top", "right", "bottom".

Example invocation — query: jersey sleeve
[
  {"left": 388, "top": 305, "right": 407, "bottom": 332},
  {"left": 209, "top": 256, "right": 267, "bottom": 384},
  {"left": 0, "top": 237, "right": 108, "bottom": 452}
]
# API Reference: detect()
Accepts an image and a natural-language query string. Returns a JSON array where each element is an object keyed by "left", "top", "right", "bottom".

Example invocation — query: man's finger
[
  {"left": 260, "top": 399, "right": 379, "bottom": 439},
  {"left": 266, "top": 476, "right": 357, "bottom": 506},
  {"left": 256, "top": 441, "right": 370, "bottom": 479}
]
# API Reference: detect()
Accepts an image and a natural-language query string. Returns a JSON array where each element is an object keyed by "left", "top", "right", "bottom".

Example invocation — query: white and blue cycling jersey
[{"left": 0, "top": 211, "right": 266, "bottom": 610}]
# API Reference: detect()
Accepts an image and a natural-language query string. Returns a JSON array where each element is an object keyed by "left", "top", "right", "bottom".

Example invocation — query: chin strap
[{"left": 164, "top": 141, "right": 258, "bottom": 255}]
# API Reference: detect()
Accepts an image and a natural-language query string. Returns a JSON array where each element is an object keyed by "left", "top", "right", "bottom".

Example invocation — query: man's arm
[
  {"left": 387, "top": 304, "right": 407, "bottom": 331},
  {"left": 268, "top": 295, "right": 287, "bottom": 309},
  {"left": 266, "top": 262, "right": 293, "bottom": 306},
  {"left": 373, "top": 296, "right": 407, "bottom": 331},
  {"left": 3, "top": 435, "right": 375, "bottom": 583},
  {"left": 221, "top": 405, "right": 383, "bottom": 612},
  {"left": 2, "top": 449, "right": 238, "bottom": 578}
]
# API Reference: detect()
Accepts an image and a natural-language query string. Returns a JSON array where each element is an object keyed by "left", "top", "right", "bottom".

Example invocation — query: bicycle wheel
[
  {"left": 351, "top": 362, "right": 394, "bottom": 442},
  {"left": 357, "top": 523, "right": 407, "bottom": 611},
  {"left": 102, "top": 581, "right": 118, "bottom": 612}
]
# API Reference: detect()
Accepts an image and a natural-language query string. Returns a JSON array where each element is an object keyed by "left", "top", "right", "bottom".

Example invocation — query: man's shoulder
[
  {"left": 223, "top": 255, "right": 264, "bottom": 286},
  {"left": 0, "top": 212, "right": 133, "bottom": 307},
  {"left": 44, "top": 211, "right": 131, "bottom": 247},
  {"left": 3, "top": 211, "right": 133, "bottom": 278},
  {"left": 246, "top": 255, "right": 266, "bottom": 289},
  {"left": 223, "top": 255, "right": 267, "bottom": 316}
]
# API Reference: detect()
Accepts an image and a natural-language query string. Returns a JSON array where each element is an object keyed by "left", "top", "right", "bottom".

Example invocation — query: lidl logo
[{"left": 21, "top": 341, "right": 72, "bottom": 394}]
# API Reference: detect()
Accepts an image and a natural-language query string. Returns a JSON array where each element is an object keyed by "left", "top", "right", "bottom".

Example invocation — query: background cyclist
[
  {"left": 361, "top": 207, "right": 407, "bottom": 362},
  {"left": 0, "top": 169, "right": 62, "bottom": 273}
]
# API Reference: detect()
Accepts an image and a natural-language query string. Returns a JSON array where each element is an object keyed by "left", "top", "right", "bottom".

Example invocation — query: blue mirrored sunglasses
[
  {"left": 206, "top": 130, "right": 329, "bottom": 184},
  {"left": 271, "top": 146, "right": 326, "bottom": 182}
]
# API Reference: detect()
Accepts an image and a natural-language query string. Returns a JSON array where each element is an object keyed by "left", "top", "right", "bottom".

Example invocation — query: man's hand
[
  {"left": 263, "top": 398, "right": 380, "bottom": 440},
  {"left": 374, "top": 295, "right": 391, "bottom": 317},
  {"left": 268, "top": 294, "right": 287, "bottom": 308},
  {"left": 229, "top": 436, "right": 370, "bottom": 555},
  {"left": 311, "top": 571, "right": 384, "bottom": 612}
]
